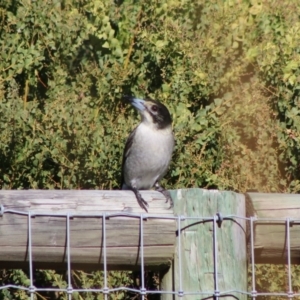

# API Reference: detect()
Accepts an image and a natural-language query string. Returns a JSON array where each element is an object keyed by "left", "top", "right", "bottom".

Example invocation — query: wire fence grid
[{"left": 0, "top": 205, "right": 299, "bottom": 299}]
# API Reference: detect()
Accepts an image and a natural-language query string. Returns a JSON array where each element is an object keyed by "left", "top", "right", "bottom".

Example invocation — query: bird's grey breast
[{"left": 123, "top": 123, "right": 174, "bottom": 189}]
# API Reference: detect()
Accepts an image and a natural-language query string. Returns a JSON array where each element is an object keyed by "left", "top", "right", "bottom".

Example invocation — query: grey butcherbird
[{"left": 121, "top": 96, "right": 175, "bottom": 212}]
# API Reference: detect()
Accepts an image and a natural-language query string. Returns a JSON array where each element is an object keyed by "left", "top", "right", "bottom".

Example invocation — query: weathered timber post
[{"left": 161, "top": 189, "right": 247, "bottom": 300}]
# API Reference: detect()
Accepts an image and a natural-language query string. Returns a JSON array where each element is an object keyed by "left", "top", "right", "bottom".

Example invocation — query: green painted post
[{"left": 161, "top": 188, "right": 247, "bottom": 300}]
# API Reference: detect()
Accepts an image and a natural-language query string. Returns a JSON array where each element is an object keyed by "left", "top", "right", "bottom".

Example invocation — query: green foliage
[
  {"left": 1, "top": 0, "right": 300, "bottom": 193},
  {"left": 0, "top": 270, "right": 134, "bottom": 300},
  {"left": 249, "top": 264, "right": 300, "bottom": 300},
  {"left": 1, "top": 0, "right": 300, "bottom": 298}
]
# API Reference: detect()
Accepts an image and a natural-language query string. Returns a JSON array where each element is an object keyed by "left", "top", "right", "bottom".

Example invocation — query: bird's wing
[{"left": 120, "top": 127, "right": 137, "bottom": 189}]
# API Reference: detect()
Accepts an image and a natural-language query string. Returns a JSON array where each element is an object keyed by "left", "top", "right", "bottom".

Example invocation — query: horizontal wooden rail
[
  {"left": 248, "top": 192, "right": 300, "bottom": 264},
  {"left": 1, "top": 189, "right": 299, "bottom": 271},
  {"left": 0, "top": 190, "right": 175, "bottom": 270}
]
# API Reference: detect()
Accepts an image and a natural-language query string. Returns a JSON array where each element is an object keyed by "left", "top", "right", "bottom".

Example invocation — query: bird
[{"left": 121, "top": 96, "right": 175, "bottom": 212}]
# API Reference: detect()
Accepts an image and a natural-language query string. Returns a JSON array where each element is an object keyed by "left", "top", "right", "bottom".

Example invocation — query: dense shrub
[
  {"left": 1, "top": 0, "right": 300, "bottom": 192},
  {"left": 1, "top": 0, "right": 300, "bottom": 298}
]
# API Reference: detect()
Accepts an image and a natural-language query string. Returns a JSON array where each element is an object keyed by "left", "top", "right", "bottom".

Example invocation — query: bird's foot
[
  {"left": 155, "top": 182, "right": 174, "bottom": 209},
  {"left": 132, "top": 188, "right": 149, "bottom": 212}
]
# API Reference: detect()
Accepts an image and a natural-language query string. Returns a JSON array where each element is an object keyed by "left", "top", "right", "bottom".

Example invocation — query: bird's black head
[{"left": 124, "top": 96, "right": 172, "bottom": 129}]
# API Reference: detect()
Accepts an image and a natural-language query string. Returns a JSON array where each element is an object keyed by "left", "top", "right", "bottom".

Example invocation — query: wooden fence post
[{"left": 160, "top": 189, "right": 247, "bottom": 300}]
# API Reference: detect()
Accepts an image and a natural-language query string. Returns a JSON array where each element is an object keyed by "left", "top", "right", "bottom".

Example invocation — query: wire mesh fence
[{"left": 0, "top": 204, "right": 299, "bottom": 299}]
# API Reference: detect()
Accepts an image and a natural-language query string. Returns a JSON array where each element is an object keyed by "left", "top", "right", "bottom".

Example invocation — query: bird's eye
[{"left": 151, "top": 105, "right": 158, "bottom": 112}]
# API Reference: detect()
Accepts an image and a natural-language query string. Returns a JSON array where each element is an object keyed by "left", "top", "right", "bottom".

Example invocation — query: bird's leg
[
  {"left": 154, "top": 182, "right": 174, "bottom": 209},
  {"left": 132, "top": 187, "right": 149, "bottom": 212}
]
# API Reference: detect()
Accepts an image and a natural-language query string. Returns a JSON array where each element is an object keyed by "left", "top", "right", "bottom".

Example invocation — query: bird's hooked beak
[{"left": 123, "top": 96, "right": 146, "bottom": 112}]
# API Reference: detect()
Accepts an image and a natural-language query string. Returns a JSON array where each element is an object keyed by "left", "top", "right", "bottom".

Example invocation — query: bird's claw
[
  {"left": 132, "top": 187, "right": 149, "bottom": 212},
  {"left": 165, "top": 195, "right": 174, "bottom": 209},
  {"left": 155, "top": 183, "right": 174, "bottom": 209},
  {"left": 137, "top": 197, "right": 149, "bottom": 212}
]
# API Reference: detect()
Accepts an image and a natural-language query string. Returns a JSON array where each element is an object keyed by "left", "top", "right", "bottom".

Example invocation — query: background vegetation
[{"left": 1, "top": 0, "right": 300, "bottom": 298}]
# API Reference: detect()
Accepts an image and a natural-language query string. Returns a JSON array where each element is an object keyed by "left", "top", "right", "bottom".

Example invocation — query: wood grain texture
[
  {"left": 161, "top": 189, "right": 247, "bottom": 300},
  {"left": 248, "top": 192, "right": 300, "bottom": 263},
  {"left": 0, "top": 190, "right": 176, "bottom": 270}
]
